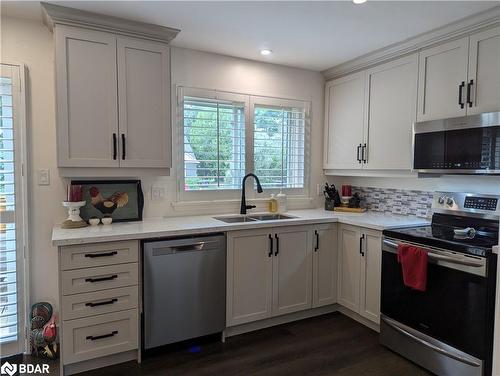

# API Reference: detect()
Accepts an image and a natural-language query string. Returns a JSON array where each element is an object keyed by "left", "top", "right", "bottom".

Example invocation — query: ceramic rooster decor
[{"left": 89, "top": 187, "right": 129, "bottom": 215}]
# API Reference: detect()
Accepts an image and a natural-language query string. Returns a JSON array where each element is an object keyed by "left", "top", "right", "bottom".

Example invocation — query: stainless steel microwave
[{"left": 413, "top": 111, "right": 500, "bottom": 175}]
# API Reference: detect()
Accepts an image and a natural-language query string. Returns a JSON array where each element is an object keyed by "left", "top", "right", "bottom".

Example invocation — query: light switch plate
[
  {"left": 37, "top": 169, "right": 50, "bottom": 185},
  {"left": 151, "top": 186, "right": 165, "bottom": 201}
]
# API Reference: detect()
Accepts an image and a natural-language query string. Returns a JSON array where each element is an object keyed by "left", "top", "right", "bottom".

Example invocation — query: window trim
[
  {"left": 0, "top": 62, "right": 29, "bottom": 356},
  {"left": 176, "top": 86, "right": 310, "bottom": 202}
]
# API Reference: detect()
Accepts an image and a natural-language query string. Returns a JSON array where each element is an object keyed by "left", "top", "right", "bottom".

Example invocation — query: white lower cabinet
[
  {"left": 312, "top": 224, "right": 338, "bottom": 308},
  {"left": 337, "top": 224, "right": 382, "bottom": 324},
  {"left": 226, "top": 224, "right": 337, "bottom": 327}
]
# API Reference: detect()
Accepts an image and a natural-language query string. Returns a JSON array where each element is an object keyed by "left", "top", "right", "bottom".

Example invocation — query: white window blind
[
  {"left": 183, "top": 95, "right": 246, "bottom": 191},
  {"left": 253, "top": 104, "right": 305, "bottom": 189}
]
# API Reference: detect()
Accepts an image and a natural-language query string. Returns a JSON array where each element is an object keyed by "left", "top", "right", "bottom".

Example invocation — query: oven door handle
[
  {"left": 381, "top": 316, "right": 481, "bottom": 368},
  {"left": 382, "top": 239, "right": 484, "bottom": 267}
]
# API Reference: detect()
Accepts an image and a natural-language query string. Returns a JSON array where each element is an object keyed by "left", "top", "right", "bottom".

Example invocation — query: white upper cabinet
[
  {"left": 117, "top": 37, "right": 171, "bottom": 168},
  {"left": 467, "top": 25, "right": 500, "bottom": 115},
  {"left": 364, "top": 54, "right": 418, "bottom": 170},
  {"left": 55, "top": 26, "right": 119, "bottom": 167},
  {"left": 50, "top": 15, "right": 177, "bottom": 170},
  {"left": 324, "top": 72, "right": 366, "bottom": 170},
  {"left": 417, "top": 37, "right": 469, "bottom": 121}
]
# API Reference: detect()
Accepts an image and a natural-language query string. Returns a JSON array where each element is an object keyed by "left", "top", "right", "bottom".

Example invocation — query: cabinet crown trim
[
  {"left": 41, "top": 2, "right": 180, "bottom": 43},
  {"left": 322, "top": 5, "right": 500, "bottom": 80}
]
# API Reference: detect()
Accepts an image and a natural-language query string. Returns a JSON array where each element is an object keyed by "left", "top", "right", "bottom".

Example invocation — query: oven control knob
[
  {"left": 446, "top": 197, "right": 454, "bottom": 206},
  {"left": 438, "top": 196, "right": 446, "bottom": 205}
]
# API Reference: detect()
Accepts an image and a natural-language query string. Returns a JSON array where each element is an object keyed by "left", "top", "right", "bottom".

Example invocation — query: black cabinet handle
[
  {"left": 466, "top": 79, "right": 474, "bottom": 107},
  {"left": 359, "top": 234, "right": 365, "bottom": 257},
  {"left": 314, "top": 230, "right": 319, "bottom": 252},
  {"left": 85, "top": 298, "right": 118, "bottom": 308},
  {"left": 458, "top": 81, "right": 465, "bottom": 109},
  {"left": 85, "top": 275, "right": 118, "bottom": 283},
  {"left": 84, "top": 251, "right": 117, "bottom": 258},
  {"left": 362, "top": 143, "right": 367, "bottom": 163},
  {"left": 357, "top": 144, "right": 362, "bottom": 163},
  {"left": 268, "top": 234, "right": 273, "bottom": 257},
  {"left": 112, "top": 133, "right": 117, "bottom": 160},
  {"left": 121, "top": 134, "right": 126, "bottom": 160},
  {"left": 274, "top": 234, "right": 279, "bottom": 256},
  {"left": 86, "top": 331, "right": 118, "bottom": 341}
]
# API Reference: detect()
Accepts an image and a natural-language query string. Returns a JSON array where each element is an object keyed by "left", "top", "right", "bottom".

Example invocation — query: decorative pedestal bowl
[{"left": 61, "top": 201, "right": 88, "bottom": 229}]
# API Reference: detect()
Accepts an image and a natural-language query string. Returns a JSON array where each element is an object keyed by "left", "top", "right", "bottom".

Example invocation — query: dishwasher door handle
[{"left": 170, "top": 242, "right": 205, "bottom": 253}]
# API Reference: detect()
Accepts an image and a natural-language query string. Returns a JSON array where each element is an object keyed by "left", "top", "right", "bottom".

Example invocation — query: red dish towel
[{"left": 397, "top": 244, "right": 428, "bottom": 292}]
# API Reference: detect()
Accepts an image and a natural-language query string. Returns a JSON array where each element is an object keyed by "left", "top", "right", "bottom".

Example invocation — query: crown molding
[
  {"left": 41, "top": 2, "right": 180, "bottom": 43},
  {"left": 322, "top": 5, "right": 500, "bottom": 81}
]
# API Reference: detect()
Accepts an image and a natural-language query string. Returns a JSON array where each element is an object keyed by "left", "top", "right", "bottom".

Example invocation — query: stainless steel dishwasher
[{"left": 142, "top": 234, "right": 226, "bottom": 350}]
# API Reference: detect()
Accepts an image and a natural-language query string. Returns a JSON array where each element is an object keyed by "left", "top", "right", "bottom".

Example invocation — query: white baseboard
[
  {"left": 337, "top": 306, "right": 380, "bottom": 333},
  {"left": 63, "top": 350, "right": 138, "bottom": 375},
  {"left": 224, "top": 304, "right": 339, "bottom": 338}
]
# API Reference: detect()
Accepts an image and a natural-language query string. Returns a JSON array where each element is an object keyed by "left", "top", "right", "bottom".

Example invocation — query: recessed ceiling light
[
  {"left": 353, "top": 0, "right": 367, "bottom": 4},
  {"left": 260, "top": 49, "right": 273, "bottom": 56}
]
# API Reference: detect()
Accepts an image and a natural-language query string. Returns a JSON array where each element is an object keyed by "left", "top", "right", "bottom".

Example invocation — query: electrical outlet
[
  {"left": 151, "top": 186, "right": 165, "bottom": 201},
  {"left": 37, "top": 169, "right": 50, "bottom": 185}
]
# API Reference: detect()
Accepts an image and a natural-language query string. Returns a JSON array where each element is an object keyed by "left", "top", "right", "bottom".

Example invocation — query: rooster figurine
[{"left": 89, "top": 187, "right": 129, "bottom": 215}]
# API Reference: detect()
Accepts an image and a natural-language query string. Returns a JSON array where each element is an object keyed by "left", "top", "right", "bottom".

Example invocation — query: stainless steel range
[{"left": 380, "top": 192, "right": 499, "bottom": 376}]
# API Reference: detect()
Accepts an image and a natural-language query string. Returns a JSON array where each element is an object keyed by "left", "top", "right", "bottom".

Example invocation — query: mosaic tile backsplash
[{"left": 352, "top": 186, "right": 433, "bottom": 218}]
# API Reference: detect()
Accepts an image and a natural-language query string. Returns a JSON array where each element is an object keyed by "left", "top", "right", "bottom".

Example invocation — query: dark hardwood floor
[{"left": 29, "top": 312, "right": 431, "bottom": 375}]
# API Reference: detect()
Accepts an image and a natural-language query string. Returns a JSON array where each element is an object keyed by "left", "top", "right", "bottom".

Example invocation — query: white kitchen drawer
[
  {"left": 62, "top": 286, "right": 138, "bottom": 321},
  {"left": 61, "top": 263, "right": 138, "bottom": 296},
  {"left": 62, "top": 309, "right": 138, "bottom": 365},
  {"left": 60, "top": 240, "right": 139, "bottom": 271}
]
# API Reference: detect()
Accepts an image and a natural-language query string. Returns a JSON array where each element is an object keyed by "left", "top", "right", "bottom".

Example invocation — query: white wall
[
  {"left": 1, "top": 16, "right": 66, "bottom": 311},
  {"left": 0, "top": 16, "right": 326, "bottom": 312},
  {"left": 142, "top": 47, "right": 326, "bottom": 218}
]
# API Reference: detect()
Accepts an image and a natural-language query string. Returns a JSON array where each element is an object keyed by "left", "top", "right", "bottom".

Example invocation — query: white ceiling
[{"left": 2, "top": 1, "right": 498, "bottom": 71}]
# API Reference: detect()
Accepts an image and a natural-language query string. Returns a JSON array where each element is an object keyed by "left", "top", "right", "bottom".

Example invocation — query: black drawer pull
[
  {"left": 86, "top": 330, "right": 118, "bottom": 341},
  {"left": 357, "top": 144, "right": 362, "bottom": 163},
  {"left": 85, "top": 298, "right": 118, "bottom": 308},
  {"left": 314, "top": 230, "right": 319, "bottom": 252},
  {"left": 85, "top": 275, "right": 118, "bottom": 283},
  {"left": 84, "top": 251, "right": 118, "bottom": 258}
]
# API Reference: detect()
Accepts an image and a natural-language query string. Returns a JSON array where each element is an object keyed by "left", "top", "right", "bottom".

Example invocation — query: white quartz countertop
[{"left": 52, "top": 208, "right": 429, "bottom": 246}]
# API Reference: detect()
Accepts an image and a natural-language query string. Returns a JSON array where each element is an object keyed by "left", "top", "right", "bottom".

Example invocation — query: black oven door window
[
  {"left": 381, "top": 251, "right": 488, "bottom": 359},
  {"left": 414, "top": 125, "right": 500, "bottom": 170}
]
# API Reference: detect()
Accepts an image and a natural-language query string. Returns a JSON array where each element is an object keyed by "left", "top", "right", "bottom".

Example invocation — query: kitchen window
[{"left": 179, "top": 87, "right": 309, "bottom": 201}]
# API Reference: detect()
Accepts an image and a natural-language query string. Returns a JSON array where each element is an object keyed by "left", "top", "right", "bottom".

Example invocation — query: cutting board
[{"left": 334, "top": 207, "right": 366, "bottom": 213}]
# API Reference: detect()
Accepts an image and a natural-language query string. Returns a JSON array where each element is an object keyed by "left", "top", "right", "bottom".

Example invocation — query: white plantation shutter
[
  {"left": 0, "top": 64, "right": 27, "bottom": 355},
  {"left": 183, "top": 93, "right": 246, "bottom": 191},
  {"left": 180, "top": 87, "right": 309, "bottom": 199},
  {"left": 253, "top": 104, "right": 306, "bottom": 189}
]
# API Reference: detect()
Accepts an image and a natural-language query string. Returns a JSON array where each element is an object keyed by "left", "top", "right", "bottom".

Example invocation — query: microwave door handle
[{"left": 381, "top": 316, "right": 481, "bottom": 368}]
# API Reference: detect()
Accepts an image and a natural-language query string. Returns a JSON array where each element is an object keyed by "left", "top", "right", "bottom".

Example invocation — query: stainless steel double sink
[{"left": 213, "top": 213, "right": 295, "bottom": 223}]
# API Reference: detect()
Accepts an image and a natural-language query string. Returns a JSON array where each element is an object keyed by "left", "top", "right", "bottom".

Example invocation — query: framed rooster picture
[{"left": 71, "top": 180, "right": 144, "bottom": 223}]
